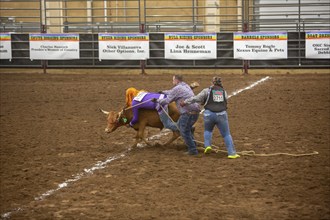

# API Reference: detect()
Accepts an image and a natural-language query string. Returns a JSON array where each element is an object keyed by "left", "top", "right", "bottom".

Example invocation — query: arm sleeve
[
  {"left": 158, "top": 87, "right": 179, "bottom": 105},
  {"left": 162, "top": 89, "right": 171, "bottom": 95},
  {"left": 184, "top": 88, "right": 208, "bottom": 105}
]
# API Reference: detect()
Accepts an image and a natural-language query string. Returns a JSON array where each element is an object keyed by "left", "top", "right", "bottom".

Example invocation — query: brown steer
[
  {"left": 100, "top": 102, "right": 180, "bottom": 148},
  {"left": 100, "top": 82, "right": 199, "bottom": 148}
]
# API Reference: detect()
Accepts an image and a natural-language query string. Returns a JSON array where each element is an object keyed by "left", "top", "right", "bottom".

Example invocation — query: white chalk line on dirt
[
  {"left": 228, "top": 76, "right": 270, "bottom": 99},
  {"left": 1, "top": 76, "right": 270, "bottom": 219}
]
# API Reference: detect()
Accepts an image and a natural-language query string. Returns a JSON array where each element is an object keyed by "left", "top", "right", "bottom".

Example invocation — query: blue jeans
[
  {"left": 178, "top": 113, "right": 199, "bottom": 155},
  {"left": 159, "top": 111, "right": 179, "bottom": 132},
  {"left": 203, "top": 109, "right": 236, "bottom": 156}
]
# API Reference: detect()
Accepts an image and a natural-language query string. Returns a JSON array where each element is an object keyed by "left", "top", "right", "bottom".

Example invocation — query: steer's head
[{"left": 100, "top": 109, "right": 128, "bottom": 133}]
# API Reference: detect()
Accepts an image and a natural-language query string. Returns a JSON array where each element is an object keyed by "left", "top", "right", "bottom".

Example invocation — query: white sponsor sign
[
  {"left": 234, "top": 32, "right": 287, "bottom": 60},
  {"left": 29, "top": 33, "right": 80, "bottom": 60},
  {"left": 0, "top": 33, "right": 12, "bottom": 60},
  {"left": 305, "top": 31, "right": 330, "bottom": 59},
  {"left": 165, "top": 33, "right": 217, "bottom": 60},
  {"left": 98, "top": 33, "right": 149, "bottom": 60}
]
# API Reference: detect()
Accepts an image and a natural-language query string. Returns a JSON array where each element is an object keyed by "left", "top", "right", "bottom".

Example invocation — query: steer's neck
[{"left": 123, "top": 108, "right": 133, "bottom": 122}]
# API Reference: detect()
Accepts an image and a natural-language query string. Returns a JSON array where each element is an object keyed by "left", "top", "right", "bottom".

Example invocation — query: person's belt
[
  {"left": 183, "top": 111, "right": 200, "bottom": 115},
  {"left": 205, "top": 109, "right": 226, "bottom": 114}
]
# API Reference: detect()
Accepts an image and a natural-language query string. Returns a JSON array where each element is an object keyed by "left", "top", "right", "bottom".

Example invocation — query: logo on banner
[
  {"left": 29, "top": 34, "right": 80, "bottom": 60},
  {"left": 98, "top": 33, "right": 149, "bottom": 60},
  {"left": 165, "top": 33, "right": 217, "bottom": 60},
  {"left": 305, "top": 31, "right": 330, "bottom": 59},
  {"left": 0, "top": 33, "right": 12, "bottom": 61},
  {"left": 234, "top": 32, "right": 287, "bottom": 60}
]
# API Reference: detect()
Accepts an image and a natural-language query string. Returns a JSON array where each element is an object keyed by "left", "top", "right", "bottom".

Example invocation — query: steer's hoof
[{"left": 153, "top": 142, "right": 162, "bottom": 148}]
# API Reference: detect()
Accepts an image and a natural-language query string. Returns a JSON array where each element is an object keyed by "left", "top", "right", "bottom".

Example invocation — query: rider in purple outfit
[
  {"left": 129, "top": 92, "right": 179, "bottom": 132},
  {"left": 130, "top": 92, "right": 164, "bottom": 126}
]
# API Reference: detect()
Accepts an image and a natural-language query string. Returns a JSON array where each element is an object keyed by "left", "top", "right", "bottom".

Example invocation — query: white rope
[{"left": 124, "top": 98, "right": 153, "bottom": 110}]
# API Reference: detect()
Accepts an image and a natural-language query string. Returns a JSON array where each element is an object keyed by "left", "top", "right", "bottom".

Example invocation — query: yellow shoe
[
  {"left": 204, "top": 146, "right": 212, "bottom": 154},
  {"left": 228, "top": 154, "right": 240, "bottom": 159}
]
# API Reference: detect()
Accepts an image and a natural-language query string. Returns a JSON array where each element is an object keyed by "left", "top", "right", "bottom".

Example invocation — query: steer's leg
[
  {"left": 139, "top": 124, "right": 153, "bottom": 147},
  {"left": 130, "top": 131, "right": 140, "bottom": 149},
  {"left": 162, "top": 131, "right": 180, "bottom": 146}
]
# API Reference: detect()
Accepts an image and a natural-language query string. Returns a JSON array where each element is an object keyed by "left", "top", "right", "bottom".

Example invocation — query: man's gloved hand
[
  {"left": 151, "top": 98, "right": 158, "bottom": 103},
  {"left": 180, "top": 100, "right": 186, "bottom": 107}
]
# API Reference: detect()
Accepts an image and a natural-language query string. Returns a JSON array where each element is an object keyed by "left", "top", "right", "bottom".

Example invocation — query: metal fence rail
[
  {"left": 2, "top": 0, "right": 328, "bottom": 34},
  {"left": 0, "top": 0, "right": 329, "bottom": 69},
  {"left": 250, "top": 0, "right": 330, "bottom": 31},
  {"left": 0, "top": 0, "right": 42, "bottom": 32}
]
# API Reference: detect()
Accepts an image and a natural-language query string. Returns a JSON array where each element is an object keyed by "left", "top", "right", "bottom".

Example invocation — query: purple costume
[{"left": 129, "top": 92, "right": 166, "bottom": 126}]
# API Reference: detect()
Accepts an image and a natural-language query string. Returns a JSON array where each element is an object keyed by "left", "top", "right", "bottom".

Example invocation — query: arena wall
[{"left": 0, "top": 0, "right": 329, "bottom": 71}]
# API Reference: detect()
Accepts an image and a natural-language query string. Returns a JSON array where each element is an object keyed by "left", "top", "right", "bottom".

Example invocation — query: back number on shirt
[{"left": 212, "top": 90, "right": 224, "bottom": 102}]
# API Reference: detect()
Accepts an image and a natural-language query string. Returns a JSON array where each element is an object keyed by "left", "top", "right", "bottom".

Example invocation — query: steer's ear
[
  {"left": 99, "top": 108, "right": 109, "bottom": 115},
  {"left": 190, "top": 82, "right": 199, "bottom": 90}
]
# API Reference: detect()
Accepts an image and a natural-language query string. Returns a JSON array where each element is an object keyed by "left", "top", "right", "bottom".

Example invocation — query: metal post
[
  {"left": 42, "top": 24, "right": 47, "bottom": 74},
  {"left": 39, "top": 0, "right": 43, "bottom": 32},
  {"left": 143, "top": 0, "right": 146, "bottom": 25},
  {"left": 64, "top": 0, "right": 67, "bottom": 20},
  {"left": 242, "top": 1, "right": 249, "bottom": 74},
  {"left": 298, "top": 0, "right": 301, "bottom": 67},
  {"left": 39, "top": 0, "right": 47, "bottom": 74},
  {"left": 241, "top": 0, "right": 245, "bottom": 32},
  {"left": 192, "top": 0, "right": 195, "bottom": 32},
  {"left": 92, "top": 33, "right": 95, "bottom": 67},
  {"left": 43, "top": 0, "right": 47, "bottom": 30},
  {"left": 140, "top": 23, "right": 146, "bottom": 75}
]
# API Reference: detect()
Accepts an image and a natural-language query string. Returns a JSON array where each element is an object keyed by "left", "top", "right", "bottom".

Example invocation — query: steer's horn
[{"left": 99, "top": 108, "right": 109, "bottom": 115}]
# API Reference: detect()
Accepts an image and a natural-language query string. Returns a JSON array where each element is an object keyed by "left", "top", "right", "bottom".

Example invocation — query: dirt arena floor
[{"left": 0, "top": 70, "right": 329, "bottom": 219}]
